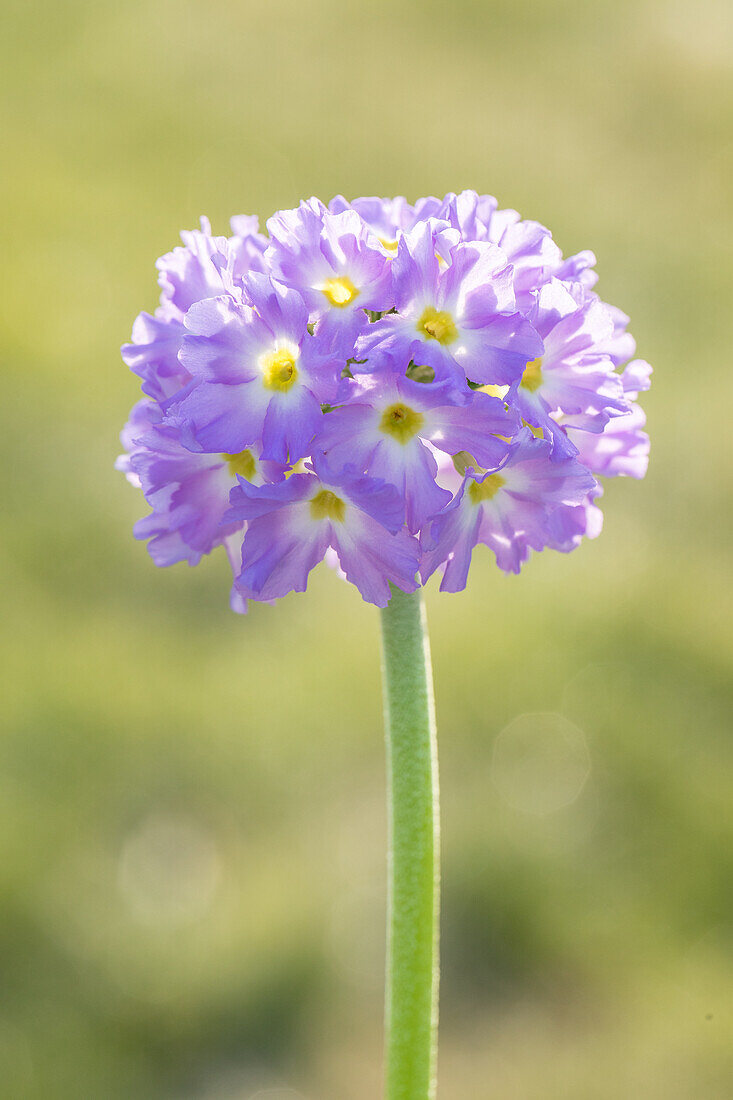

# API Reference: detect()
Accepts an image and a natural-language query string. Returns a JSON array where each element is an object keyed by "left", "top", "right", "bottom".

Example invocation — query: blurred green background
[{"left": 2, "top": 1, "right": 732, "bottom": 1097}]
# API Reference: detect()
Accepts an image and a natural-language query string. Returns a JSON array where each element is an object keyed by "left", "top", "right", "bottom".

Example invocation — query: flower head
[{"left": 119, "top": 193, "right": 651, "bottom": 610}]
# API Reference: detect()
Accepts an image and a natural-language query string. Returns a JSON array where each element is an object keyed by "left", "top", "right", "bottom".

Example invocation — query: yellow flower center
[
  {"left": 379, "top": 402, "right": 425, "bottom": 444},
  {"left": 310, "top": 488, "right": 346, "bottom": 523},
  {"left": 417, "top": 306, "right": 458, "bottom": 345},
  {"left": 322, "top": 275, "right": 359, "bottom": 308},
  {"left": 378, "top": 236, "right": 399, "bottom": 253},
  {"left": 468, "top": 473, "right": 506, "bottom": 504},
  {"left": 520, "top": 357, "right": 543, "bottom": 392},
  {"left": 224, "top": 449, "right": 257, "bottom": 480},
  {"left": 262, "top": 348, "right": 298, "bottom": 391}
]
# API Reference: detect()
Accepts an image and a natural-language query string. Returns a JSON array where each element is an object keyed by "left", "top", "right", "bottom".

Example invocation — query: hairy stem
[{"left": 379, "top": 586, "right": 440, "bottom": 1100}]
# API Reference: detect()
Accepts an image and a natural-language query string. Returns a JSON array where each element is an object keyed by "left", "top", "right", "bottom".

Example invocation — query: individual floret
[
  {"left": 357, "top": 219, "right": 542, "bottom": 389},
  {"left": 420, "top": 430, "right": 598, "bottom": 587},
  {"left": 226, "top": 456, "right": 421, "bottom": 607},
  {"left": 173, "top": 275, "right": 340, "bottom": 464}
]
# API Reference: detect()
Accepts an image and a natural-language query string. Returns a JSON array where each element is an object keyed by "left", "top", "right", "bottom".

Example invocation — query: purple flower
[
  {"left": 173, "top": 275, "right": 339, "bottom": 464},
  {"left": 121, "top": 311, "right": 190, "bottom": 403},
  {"left": 226, "top": 457, "right": 421, "bottom": 607},
  {"left": 512, "top": 279, "right": 630, "bottom": 458},
  {"left": 420, "top": 430, "right": 598, "bottom": 587},
  {"left": 155, "top": 221, "right": 229, "bottom": 315},
  {"left": 265, "top": 199, "right": 393, "bottom": 355},
  {"left": 439, "top": 190, "right": 598, "bottom": 309},
  {"left": 567, "top": 359, "right": 651, "bottom": 479},
  {"left": 122, "top": 217, "right": 266, "bottom": 403},
  {"left": 120, "top": 404, "right": 283, "bottom": 567},
  {"left": 228, "top": 214, "right": 268, "bottom": 275},
  {"left": 318, "top": 365, "right": 518, "bottom": 532},
  {"left": 357, "top": 219, "right": 543, "bottom": 388},
  {"left": 118, "top": 198, "right": 650, "bottom": 610},
  {"left": 545, "top": 492, "right": 605, "bottom": 553},
  {"left": 329, "top": 194, "right": 443, "bottom": 254}
]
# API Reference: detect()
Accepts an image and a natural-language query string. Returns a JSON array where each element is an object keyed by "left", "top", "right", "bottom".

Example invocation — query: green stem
[{"left": 379, "top": 586, "right": 440, "bottom": 1100}]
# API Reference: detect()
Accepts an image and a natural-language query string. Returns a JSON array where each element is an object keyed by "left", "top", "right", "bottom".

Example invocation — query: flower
[
  {"left": 121, "top": 218, "right": 267, "bottom": 402},
  {"left": 156, "top": 219, "right": 237, "bottom": 315},
  {"left": 420, "top": 430, "right": 598, "bottom": 586},
  {"left": 357, "top": 218, "right": 543, "bottom": 388},
  {"left": 226, "top": 456, "right": 421, "bottom": 607},
  {"left": 119, "top": 193, "right": 650, "bottom": 610},
  {"left": 566, "top": 358, "right": 651, "bottom": 479},
  {"left": 119, "top": 401, "right": 282, "bottom": 567},
  {"left": 172, "top": 275, "right": 340, "bottom": 464},
  {"left": 318, "top": 365, "right": 518, "bottom": 532},
  {"left": 439, "top": 190, "right": 598, "bottom": 309},
  {"left": 329, "top": 194, "right": 443, "bottom": 254},
  {"left": 512, "top": 278, "right": 630, "bottom": 458},
  {"left": 265, "top": 199, "right": 392, "bottom": 355}
]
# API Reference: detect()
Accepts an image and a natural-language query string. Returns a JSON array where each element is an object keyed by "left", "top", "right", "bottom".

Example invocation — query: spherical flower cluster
[{"left": 118, "top": 194, "right": 651, "bottom": 610}]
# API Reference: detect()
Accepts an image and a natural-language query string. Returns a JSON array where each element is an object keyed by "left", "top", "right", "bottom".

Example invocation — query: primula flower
[
  {"left": 226, "top": 456, "right": 421, "bottom": 607},
  {"left": 513, "top": 278, "right": 630, "bottom": 457},
  {"left": 420, "top": 430, "right": 598, "bottom": 586},
  {"left": 329, "top": 194, "right": 443, "bottom": 254},
  {"left": 265, "top": 199, "right": 392, "bottom": 355},
  {"left": 119, "top": 191, "right": 650, "bottom": 610},
  {"left": 439, "top": 189, "right": 598, "bottom": 309},
  {"left": 121, "top": 311, "right": 191, "bottom": 403},
  {"left": 120, "top": 401, "right": 280, "bottom": 566},
  {"left": 357, "top": 218, "right": 542, "bottom": 388},
  {"left": 567, "top": 357, "right": 651, "bottom": 479},
  {"left": 122, "top": 217, "right": 267, "bottom": 402},
  {"left": 156, "top": 221, "right": 237, "bottom": 315},
  {"left": 173, "top": 275, "right": 340, "bottom": 464},
  {"left": 318, "top": 366, "right": 518, "bottom": 532}
]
